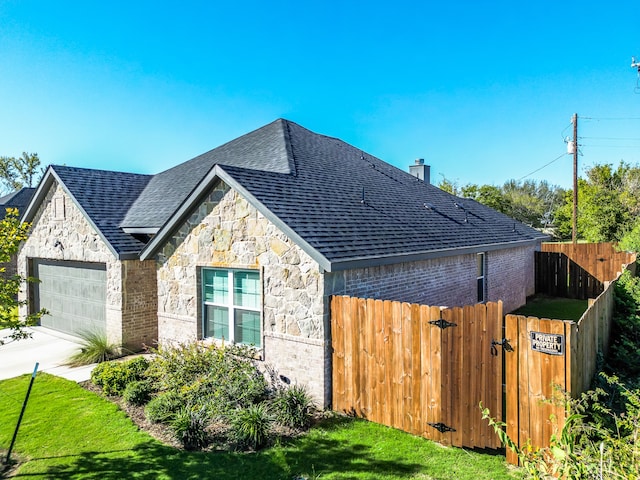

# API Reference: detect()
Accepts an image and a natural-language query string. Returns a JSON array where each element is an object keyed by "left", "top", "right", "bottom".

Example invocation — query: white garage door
[{"left": 33, "top": 260, "right": 107, "bottom": 337}]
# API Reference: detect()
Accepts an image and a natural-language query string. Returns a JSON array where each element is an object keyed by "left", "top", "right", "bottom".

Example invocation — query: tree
[
  {"left": 0, "top": 208, "right": 47, "bottom": 345},
  {"left": 554, "top": 162, "right": 639, "bottom": 242},
  {"left": 460, "top": 184, "right": 512, "bottom": 215},
  {"left": 0, "top": 152, "right": 44, "bottom": 194},
  {"left": 446, "top": 178, "right": 564, "bottom": 228}
]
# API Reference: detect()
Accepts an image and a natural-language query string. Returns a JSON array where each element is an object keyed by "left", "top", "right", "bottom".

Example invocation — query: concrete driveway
[{"left": 0, "top": 326, "right": 95, "bottom": 382}]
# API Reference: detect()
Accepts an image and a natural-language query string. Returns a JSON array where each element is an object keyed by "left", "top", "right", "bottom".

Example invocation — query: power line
[
  {"left": 516, "top": 153, "right": 569, "bottom": 181},
  {"left": 581, "top": 116, "right": 640, "bottom": 121},
  {"left": 580, "top": 136, "right": 640, "bottom": 141}
]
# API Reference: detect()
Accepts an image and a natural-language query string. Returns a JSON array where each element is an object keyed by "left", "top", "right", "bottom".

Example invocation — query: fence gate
[{"left": 331, "top": 296, "right": 504, "bottom": 450}]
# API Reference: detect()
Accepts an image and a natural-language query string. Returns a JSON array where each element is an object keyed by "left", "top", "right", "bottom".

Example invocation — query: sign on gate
[{"left": 529, "top": 331, "right": 564, "bottom": 355}]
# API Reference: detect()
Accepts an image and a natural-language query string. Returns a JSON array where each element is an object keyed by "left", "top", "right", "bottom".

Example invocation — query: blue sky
[{"left": 1, "top": 1, "right": 639, "bottom": 189}]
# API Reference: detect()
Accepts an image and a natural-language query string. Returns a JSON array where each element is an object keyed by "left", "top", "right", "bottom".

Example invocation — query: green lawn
[
  {"left": 0, "top": 374, "right": 520, "bottom": 479},
  {"left": 511, "top": 295, "right": 588, "bottom": 321}
]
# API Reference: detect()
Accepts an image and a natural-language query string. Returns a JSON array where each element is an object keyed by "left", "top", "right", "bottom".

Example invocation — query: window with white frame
[
  {"left": 477, "top": 252, "right": 486, "bottom": 303},
  {"left": 202, "top": 268, "right": 261, "bottom": 347}
]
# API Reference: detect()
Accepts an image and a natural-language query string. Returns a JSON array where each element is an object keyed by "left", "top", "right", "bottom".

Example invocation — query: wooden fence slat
[
  {"left": 419, "top": 305, "right": 432, "bottom": 439},
  {"left": 505, "top": 314, "right": 519, "bottom": 464},
  {"left": 411, "top": 303, "right": 422, "bottom": 436},
  {"left": 428, "top": 306, "right": 443, "bottom": 444}
]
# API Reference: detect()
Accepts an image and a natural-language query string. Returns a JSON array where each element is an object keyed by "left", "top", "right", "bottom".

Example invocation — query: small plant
[
  {"left": 230, "top": 403, "right": 273, "bottom": 451},
  {"left": 273, "top": 384, "right": 315, "bottom": 429},
  {"left": 90, "top": 356, "right": 149, "bottom": 395},
  {"left": 66, "top": 330, "right": 121, "bottom": 366},
  {"left": 170, "top": 406, "right": 209, "bottom": 450},
  {"left": 123, "top": 380, "right": 154, "bottom": 406},
  {"left": 145, "top": 391, "right": 184, "bottom": 424}
]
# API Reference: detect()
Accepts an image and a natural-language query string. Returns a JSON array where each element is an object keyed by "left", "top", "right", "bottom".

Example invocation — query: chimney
[{"left": 409, "top": 158, "right": 430, "bottom": 184}]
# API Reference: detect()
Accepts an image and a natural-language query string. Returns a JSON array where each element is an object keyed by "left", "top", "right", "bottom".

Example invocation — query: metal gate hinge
[
  {"left": 428, "top": 422, "right": 456, "bottom": 433},
  {"left": 491, "top": 338, "right": 513, "bottom": 356},
  {"left": 428, "top": 318, "right": 457, "bottom": 330}
]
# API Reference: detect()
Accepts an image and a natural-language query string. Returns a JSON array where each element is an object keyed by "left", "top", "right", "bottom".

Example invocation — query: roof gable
[{"left": 23, "top": 166, "right": 152, "bottom": 258}]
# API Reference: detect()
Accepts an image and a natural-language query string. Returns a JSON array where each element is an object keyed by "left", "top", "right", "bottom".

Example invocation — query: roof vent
[{"left": 409, "top": 158, "right": 430, "bottom": 184}]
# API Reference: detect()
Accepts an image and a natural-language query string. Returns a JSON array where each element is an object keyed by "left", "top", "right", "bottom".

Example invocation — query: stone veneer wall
[
  {"left": 17, "top": 182, "right": 154, "bottom": 348},
  {"left": 156, "top": 181, "right": 331, "bottom": 406}
]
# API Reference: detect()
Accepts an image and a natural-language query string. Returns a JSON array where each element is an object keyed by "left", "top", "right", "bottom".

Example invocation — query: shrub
[
  {"left": 123, "top": 380, "right": 154, "bottom": 406},
  {"left": 145, "top": 391, "right": 184, "bottom": 424},
  {"left": 145, "top": 342, "right": 268, "bottom": 415},
  {"left": 90, "top": 356, "right": 150, "bottom": 396},
  {"left": 230, "top": 403, "right": 273, "bottom": 451},
  {"left": 273, "top": 384, "right": 315, "bottom": 429},
  {"left": 170, "top": 407, "right": 209, "bottom": 450},
  {"left": 66, "top": 331, "right": 121, "bottom": 366}
]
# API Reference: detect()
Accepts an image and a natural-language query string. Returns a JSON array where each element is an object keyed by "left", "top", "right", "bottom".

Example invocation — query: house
[
  {"left": 18, "top": 119, "right": 547, "bottom": 405},
  {"left": 0, "top": 187, "right": 36, "bottom": 279}
]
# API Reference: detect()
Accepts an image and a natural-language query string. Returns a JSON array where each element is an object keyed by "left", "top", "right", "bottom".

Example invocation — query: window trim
[
  {"left": 477, "top": 252, "right": 486, "bottom": 303},
  {"left": 201, "top": 267, "right": 262, "bottom": 346}
]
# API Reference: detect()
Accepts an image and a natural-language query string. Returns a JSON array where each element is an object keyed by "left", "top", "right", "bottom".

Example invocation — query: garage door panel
[{"left": 33, "top": 260, "right": 107, "bottom": 337}]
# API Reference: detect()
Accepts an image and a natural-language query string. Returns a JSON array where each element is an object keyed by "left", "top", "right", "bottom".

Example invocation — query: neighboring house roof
[
  {"left": 23, "top": 119, "right": 548, "bottom": 266},
  {"left": 0, "top": 187, "right": 36, "bottom": 218}
]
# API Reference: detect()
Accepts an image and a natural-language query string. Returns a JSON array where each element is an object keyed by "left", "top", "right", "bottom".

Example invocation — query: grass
[
  {"left": 511, "top": 295, "right": 588, "bottom": 321},
  {"left": 0, "top": 374, "right": 520, "bottom": 479}
]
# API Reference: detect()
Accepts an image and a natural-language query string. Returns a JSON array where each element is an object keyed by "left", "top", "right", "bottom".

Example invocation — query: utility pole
[{"left": 572, "top": 113, "right": 578, "bottom": 244}]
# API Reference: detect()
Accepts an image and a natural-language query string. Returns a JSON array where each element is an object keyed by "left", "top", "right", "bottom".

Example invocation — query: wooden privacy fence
[
  {"left": 331, "top": 296, "right": 504, "bottom": 450},
  {"left": 541, "top": 242, "right": 635, "bottom": 283},
  {"left": 535, "top": 251, "right": 603, "bottom": 299},
  {"left": 505, "top": 258, "right": 633, "bottom": 465}
]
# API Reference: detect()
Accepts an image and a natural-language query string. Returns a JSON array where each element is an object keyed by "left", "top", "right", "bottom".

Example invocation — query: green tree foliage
[
  {"left": 0, "top": 152, "right": 43, "bottom": 194},
  {"left": 554, "top": 162, "right": 640, "bottom": 243},
  {"left": 460, "top": 184, "right": 512, "bottom": 215},
  {"left": 0, "top": 208, "right": 47, "bottom": 345},
  {"left": 438, "top": 176, "right": 564, "bottom": 229}
]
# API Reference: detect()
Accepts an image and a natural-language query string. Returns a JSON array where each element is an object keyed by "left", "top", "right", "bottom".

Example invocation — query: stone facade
[
  {"left": 18, "top": 182, "right": 157, "bottom": 350},
  {"left": 156, "top": 181, "right": 330, "bottom": 405}
]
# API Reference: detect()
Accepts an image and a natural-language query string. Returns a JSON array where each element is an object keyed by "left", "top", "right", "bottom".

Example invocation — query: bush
[
  {"left": 123, "top": 380, "right": 154, "bottom": 406},
  {"left": 273, "top": 384, "right": 315, "bottom": 429},
  {"left": 145, "top": 342, "right": 268, "bottom": 415},
  {"left": 145, "top": 391, "right": 184, "bottom": 424},
  {"left": 170, "top": 407, "right": 209, "bottom": 450},
  {"left": 230, "top": 403, "right": 273, "bottom": 451},
  {"left": 90, "top": 356, "right": 150, "bottom": 396},
  {"left": 66, "top": 331, "right": 121, "bottom": 366}
]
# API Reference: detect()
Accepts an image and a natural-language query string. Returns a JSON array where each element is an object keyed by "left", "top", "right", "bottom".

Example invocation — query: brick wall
[
  {"left": 325, "top": 244, "right": 538, "bottom": 313},
  {"left": 121, "top": 259, "right": 158, "bottom": 350},
  {"left": 325, "top": 254, "right": 479, "bottom": 307},
  {"left": 486, "top": 245, "right": 537, "bottom": 313}
]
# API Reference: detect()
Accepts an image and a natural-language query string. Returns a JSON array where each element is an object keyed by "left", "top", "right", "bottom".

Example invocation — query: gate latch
[{"left": 491, "top": 338, "right": 513, "bottom": 356}]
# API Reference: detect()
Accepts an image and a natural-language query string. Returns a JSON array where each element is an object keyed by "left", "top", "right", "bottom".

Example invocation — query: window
[
  {"left": 477, "top": 253, "right": 486, "bottom": 303},
  {"left": 202, "top": 268, "right": 261, "bottom": 347}
]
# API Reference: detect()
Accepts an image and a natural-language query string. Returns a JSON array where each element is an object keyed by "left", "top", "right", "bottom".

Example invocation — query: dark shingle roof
[
  {"left": 51, "top": 166, "right": 153, "bottom": 255},
  {"left": 0, "top": 187, "right": 36, "bottom": 218},
  {"left": 122, "top": 119, "right": 293, "bottom": 229},
  {"left": 29, "top": 119, "right": 546, "bottom": 264},
  {"left": 215, "top": 121, "right": 545, "bottom": 266}
]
